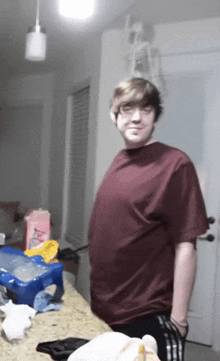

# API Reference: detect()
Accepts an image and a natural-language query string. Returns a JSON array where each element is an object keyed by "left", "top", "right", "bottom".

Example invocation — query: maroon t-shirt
[{"left": 88, "top": 142, "right": 208, "bottom": 326}]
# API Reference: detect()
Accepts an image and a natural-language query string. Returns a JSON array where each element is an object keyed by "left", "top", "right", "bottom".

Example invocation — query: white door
[{"left": 154, "top": 51, "right": 220, "bottom": 345}]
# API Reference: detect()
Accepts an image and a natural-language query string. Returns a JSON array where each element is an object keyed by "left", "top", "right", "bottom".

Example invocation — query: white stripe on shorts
[{"left": 157, "top": 314, "right": 183, "bottom": 361}]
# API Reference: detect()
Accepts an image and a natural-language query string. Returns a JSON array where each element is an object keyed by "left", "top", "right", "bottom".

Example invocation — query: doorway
[{"left": 154, "top": 51, "right": 220, "bottom": 346}]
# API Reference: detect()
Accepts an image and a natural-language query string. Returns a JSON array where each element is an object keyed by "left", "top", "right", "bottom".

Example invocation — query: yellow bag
[{"left": 24, "top": 240, "right": 59, "bottom": 263}]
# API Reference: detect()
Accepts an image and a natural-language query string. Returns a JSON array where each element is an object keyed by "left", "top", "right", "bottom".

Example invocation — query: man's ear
[{"left": 110, "top": 111, "right": 117, "bottom": 124}]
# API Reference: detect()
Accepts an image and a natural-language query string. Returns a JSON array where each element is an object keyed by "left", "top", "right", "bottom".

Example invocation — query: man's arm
[{"left": 171, "top": 241, "right": 197, "bottom": 336}]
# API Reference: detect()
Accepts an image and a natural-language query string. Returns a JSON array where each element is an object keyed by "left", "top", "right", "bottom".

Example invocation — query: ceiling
[{"left": 1, "top": 0, "right": 220, "bottom": 76}]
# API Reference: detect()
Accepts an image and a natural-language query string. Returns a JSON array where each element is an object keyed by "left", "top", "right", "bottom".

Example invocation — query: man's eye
[
  {"left": 122, "top": 106, "right": 132, "bottom": 112},
  {"left": 142, "top": 107, "right": 152, "bottom": 114}
]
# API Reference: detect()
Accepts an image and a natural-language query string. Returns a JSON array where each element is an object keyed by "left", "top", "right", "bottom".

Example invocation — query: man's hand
[{"left": 171, "top": 316, "right": 188, "bottom": 337}]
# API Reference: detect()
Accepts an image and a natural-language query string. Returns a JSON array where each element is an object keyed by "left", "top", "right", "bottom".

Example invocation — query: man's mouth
[{"left": 129, "top": 127, "right": 142, "bottom": 130}]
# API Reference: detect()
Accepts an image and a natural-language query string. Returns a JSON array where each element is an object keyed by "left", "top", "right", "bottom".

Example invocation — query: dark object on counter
[
  {"left": 36, "top": 337, "right": 89, "bottom": 361},
  {"left": 57, "top": 248, "right": 80, "bottom": 264},
  {"left": 57, "top": 245, "right": 89, "bottom": 276}
]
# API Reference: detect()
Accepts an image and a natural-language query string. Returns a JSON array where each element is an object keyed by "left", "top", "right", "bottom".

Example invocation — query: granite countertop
[{"left": 0, "top": 279, "right": 111, "bottom": 361}]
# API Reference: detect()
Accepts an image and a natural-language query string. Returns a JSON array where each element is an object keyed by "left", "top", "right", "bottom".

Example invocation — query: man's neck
[{"left": 124, "top": 138, "right": 157, "bottom": 149}]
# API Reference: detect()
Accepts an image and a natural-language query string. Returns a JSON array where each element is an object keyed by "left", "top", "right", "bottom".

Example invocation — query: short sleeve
[{"left": 164, "top": 161, "right": 209, "bottom": 245}]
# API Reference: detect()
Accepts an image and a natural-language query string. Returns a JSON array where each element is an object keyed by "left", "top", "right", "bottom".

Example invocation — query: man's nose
[{"left": 131, "top": 108, "right": 141, "bottom": 121}]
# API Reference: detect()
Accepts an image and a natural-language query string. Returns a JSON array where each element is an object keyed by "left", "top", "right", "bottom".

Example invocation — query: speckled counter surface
[{"left": 0, "top": 279, "right": 111, "bottom": 361}]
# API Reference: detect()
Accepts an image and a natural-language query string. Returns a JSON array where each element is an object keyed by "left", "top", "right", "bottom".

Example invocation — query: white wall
[
  {"left": 0, "top": 104, "right": 43, "bottom": 209},
  {"left": 5, "top": 73, "right": 55, "bottom": 210},
  {"left": 94, "top": 17, "right": 220, "bottom": 188},
  {"left": 0, "top": 62, "right": 9, "bottom": 106},
  {"left": 94, "top": 29, "right": 125, "bottom": 191}
]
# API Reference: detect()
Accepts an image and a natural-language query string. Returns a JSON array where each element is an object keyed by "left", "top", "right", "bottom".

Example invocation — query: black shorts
[{"left": 111, "top": 313, "right": 188, "bottom": 361}]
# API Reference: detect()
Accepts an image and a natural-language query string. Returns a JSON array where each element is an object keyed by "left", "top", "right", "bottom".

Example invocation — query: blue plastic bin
[{"left": 0, "top": 247, "right": 64, "bottom": 307}]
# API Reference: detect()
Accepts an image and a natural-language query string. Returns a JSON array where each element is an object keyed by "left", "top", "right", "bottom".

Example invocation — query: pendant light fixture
[
  {"left": 25, "top": 0, "right": 47, "bottom": 61},
  {"left": 58, "top": 0, "right": 95, "bottom": 20}
]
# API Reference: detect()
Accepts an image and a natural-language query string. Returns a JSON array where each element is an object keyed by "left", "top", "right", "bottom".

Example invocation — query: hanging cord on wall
[{"left": 74, "top": 244, "right": 89, "bottom": 253}]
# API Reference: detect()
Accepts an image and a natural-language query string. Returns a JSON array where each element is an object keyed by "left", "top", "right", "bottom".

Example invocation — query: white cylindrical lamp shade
[{"left": 25, "top": 25, "right": 47, "bottom": 61}]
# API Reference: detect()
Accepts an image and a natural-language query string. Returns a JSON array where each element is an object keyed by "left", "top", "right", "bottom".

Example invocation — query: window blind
[{"left": 66, "top": 86, "right": 90, "bottom": 247}]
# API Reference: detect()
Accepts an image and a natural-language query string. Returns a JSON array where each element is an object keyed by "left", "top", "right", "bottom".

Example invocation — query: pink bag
[{"left": 24, "top": 209, "right": 51, "bottom": 250}]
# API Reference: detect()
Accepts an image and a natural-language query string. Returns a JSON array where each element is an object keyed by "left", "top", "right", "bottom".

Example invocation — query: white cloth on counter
[
  {"left": 67, "top": 332, "right": 159, "bottom": 361},
  {"left": 0, "top": 300, "right": 36, "bottom": 341}
]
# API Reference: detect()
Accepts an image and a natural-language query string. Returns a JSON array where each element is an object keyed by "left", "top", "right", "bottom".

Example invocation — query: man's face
[{"left": 113, "top": 103, "right": 156, "bottom": 149}]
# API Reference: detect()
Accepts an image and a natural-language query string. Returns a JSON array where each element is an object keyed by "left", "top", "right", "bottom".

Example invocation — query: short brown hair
[{"left": 110, "top": 77, "right": 163, "bottom": 122}]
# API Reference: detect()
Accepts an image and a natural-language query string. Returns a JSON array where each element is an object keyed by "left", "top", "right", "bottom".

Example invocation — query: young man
[{"left": 88, "top": 78, "right": 209, "bottom": 361}]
